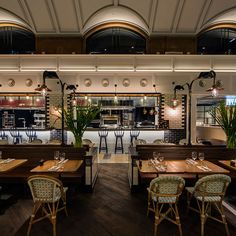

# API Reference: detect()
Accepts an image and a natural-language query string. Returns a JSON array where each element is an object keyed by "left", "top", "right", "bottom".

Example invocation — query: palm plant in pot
[
  {"left": 64, "top": 105, "right": 101, "bottom": 148},
  {"left": 209, "top": 101, "right": 236, "bottom": 148}
]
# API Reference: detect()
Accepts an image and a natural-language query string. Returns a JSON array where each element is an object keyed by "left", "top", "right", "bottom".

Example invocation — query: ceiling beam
[
  {"left": 148, "top": 0, "right": 158, "bottom": 33},
  {"left": 172, "top": 0, "right": 185, "bottom": 33},
  {"left": 19, "top": 0, "right": 37, "bottom": 33},
  {"left": 196, "top": 0, "right": 212, "bottom": 33},
  {"left": 47, "top": 0, "right": 60, "bottom": 33},
  {"left": 74, "top": 0, "right": 83, "bottom": 31}
]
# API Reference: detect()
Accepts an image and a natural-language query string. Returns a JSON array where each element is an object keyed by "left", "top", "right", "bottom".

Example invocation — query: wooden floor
[{"left": 0, "top": 164, "right": 236, "bottom": 236}]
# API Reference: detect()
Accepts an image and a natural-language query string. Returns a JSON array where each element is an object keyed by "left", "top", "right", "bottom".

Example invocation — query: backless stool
[
  {"left": 114, "top": 128, "right": 124, "bottom": 153},
  {"left": 10, "top": 128, "right": 22, "bottom": 144},
  {"left": 25, "top": 128, "right": 37, "bottom": 142},
  {"left": 98, "top": 129, "right": 108, "bottom": 153},
  {"left": 130, "top": 129, "right": 140, "bottom": 146}
]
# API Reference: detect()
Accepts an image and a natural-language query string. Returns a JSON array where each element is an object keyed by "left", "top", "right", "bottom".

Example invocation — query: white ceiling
[{"left": 0, "top": 0, "right": 236, "bottom": 36}]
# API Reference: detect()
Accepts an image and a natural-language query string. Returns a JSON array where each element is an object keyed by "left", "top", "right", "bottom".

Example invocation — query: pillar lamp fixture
[
  {"left": 114, "top": 84, "right": 118, "bottom": 104},
  {"left": 173, "top": 70, "right": 222, "bottom": 146},
  {"left": 35, "top": 71, "right": 76, "bottom": 146}
]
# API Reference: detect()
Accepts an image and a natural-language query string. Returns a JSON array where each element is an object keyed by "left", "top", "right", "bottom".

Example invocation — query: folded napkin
[
  {"left": 0, "top": 158, "right": 15, "bottom": 164},
  {"left": 196, "top": 165, "right": 212, "bottom": 172},
  {"left": 48, "top": 165, "right": 61, "bottom": 171},
  {"left": 151, "top": 159, "right": 160, "bottom": 165}
]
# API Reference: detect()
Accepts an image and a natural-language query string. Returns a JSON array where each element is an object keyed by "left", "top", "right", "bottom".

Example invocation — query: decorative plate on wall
[
  {"left": 25, "top": 78, "right": 33, "bottom": 87},
  {"left": 84, "top": 78, "right": 92, "bottom": 87},
  {"left": 122, "top": 78, "right": 130, "bottom": 87},
  {"left": 8, "top": 78, "right": 15, "bottom": 87},
  {"left": 102, "top": 78, "right": 109, "bottom": 87},
  {"left": 140, "top": 78, "right": 148, "bottom": 87}
]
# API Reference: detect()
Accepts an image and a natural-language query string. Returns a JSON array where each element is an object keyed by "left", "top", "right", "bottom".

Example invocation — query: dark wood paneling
[
  {"left": 148, "top": 36, "right": 197, "bottom": 54},
  {"left": 36, "top": 36, "right": 83, "bottom": 54}
]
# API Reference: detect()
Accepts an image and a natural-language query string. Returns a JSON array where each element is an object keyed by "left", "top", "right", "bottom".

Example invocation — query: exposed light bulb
[
  {"left": 41, "top": 88, "right": 47, "bottom": 97},
  {"left": 72, "top": 99, "right": 77, "bottom": 105},
  {"left": 114, "top": 95, "right": 118, "bottom": 104},
  {"left": 26, "top": 95, "right": 30, "bottom": 100},
  {"left": 211, "top": 88, "right": 219, "bottom": 97},
  {"left": 172, "top": 98, "right": 178, "bottom": 108}
]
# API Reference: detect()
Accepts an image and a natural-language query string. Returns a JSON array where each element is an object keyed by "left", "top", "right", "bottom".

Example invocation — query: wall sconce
[
  {"left": 172, "top": 85, "right": 184, "bottom": 108},
  {"left": 35, "top": 71, "right": 76, "bottom": 146},
  {"left": 173, "top": 70, "right": 222, "bottom": 146}
]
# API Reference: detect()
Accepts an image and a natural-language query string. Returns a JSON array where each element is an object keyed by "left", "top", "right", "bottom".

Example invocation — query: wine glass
[
  {"left": 198, "top": 152, "right": 205, "bottom": 165},
  {"left": 54, "top": 151, "right": 60, "bottom": 164},
  {"left": 158, "top": 155, "right": 164, "bottom": 163},
  {"left": 60, "top": 152, "right": 66, "bottom": 162},
  {"left": 153, "top": 152, "right": 158, "bottom": 162},
  {"left": 191, "top": 151, "right": 197, "bottom": 162}
]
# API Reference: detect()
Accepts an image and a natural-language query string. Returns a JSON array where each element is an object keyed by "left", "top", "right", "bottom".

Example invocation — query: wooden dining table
[
  {"left": 0, "top": 159, "right": 28, "bottom": 172},
  {"left": 30, "top": 159, "right": 83, "bottom": 173},
  {"left": 218, "top": 160, "right": 236, "bottom": 171},
  {"left": 137, "top": 159, "right": 229, "bottom": 176}
]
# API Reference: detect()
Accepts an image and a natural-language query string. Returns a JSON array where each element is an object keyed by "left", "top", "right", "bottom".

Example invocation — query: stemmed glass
[
  {"left": 198, "top": 152, "right": 205, "bottom": 165},
  {"left": 191, "top": 151, "right": 197, "bottom": 163},
  {"left": 60, "top": 152, "right": 66, "bottom": 162},
  {"left": 54, "top": 151, "right": 60, "bottom": 165}
]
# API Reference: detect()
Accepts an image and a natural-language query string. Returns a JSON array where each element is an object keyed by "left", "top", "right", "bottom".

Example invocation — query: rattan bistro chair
[
  {"left": 147, "top": 176, "right": 185, "bottom": 236},
  {"left": 186, "top": 174, "right": 231, "bottom": 236},
  {"left": 27, "top": 175, "right": 68, "bottom": 236}
]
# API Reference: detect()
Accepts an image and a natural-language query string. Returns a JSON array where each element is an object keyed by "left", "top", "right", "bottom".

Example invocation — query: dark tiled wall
[{"left": 164, "top": 129, "right": 186, "bottom": 144}]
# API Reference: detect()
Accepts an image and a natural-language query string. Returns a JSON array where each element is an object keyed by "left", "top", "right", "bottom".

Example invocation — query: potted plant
[
  {"left": 64, "top": 105, "right": 101, "bottom": 148},
  {"left": 210, "top": 101, "right": 236, "bottom": 148}
]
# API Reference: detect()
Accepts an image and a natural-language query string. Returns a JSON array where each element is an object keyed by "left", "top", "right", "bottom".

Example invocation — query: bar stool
[
  {"left": 98, "top": 129, "right": 108, "bottom": 153},
  {"left": 114, "top": 128, "right": 124, "bottom": 153},
  {"left": 0, "top": 130, "right": 8, "bottom": 140},
  {"left": 130, "top": 129, "right": 140, "bottom": 146},
  {"left": 25, "top": 128, "right": 37, "bottom": 142},
  {"left": 10, "top": 128, "right": 22, "bottom": 144}
]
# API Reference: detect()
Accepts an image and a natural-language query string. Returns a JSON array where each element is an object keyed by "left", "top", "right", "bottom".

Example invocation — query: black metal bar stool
[
  {"left": 25, "top": 128, "right": 37, "bottom": 142},
  {"left": 130, "top": 129, "right": 140, "bottom": 146},
  {"left": 0, "top": 130, "right": 8, "bottom": 140},
  {"left": 10, "top": 128, "right": 22, "bottom": 144},
  {"left": 114, "top": 128, "right": 124, "bottom": 153},
  {"left": 98, "top": 129, "right": 108, "bottom": 153}
]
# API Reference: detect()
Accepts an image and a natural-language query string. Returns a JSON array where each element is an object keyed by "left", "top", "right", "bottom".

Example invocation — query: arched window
[
  {"left": 0, "top": 25, "right": 35, "bottom": 54},
  {"left": 197, "top": 27, "right": 236, "bottom": 54},
  {"left": 86, "top": 27, "right": 146, "bottom": 54}
]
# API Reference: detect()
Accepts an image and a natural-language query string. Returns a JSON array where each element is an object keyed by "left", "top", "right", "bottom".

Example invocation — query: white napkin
[
  {"left": 186, "top": 159, "right": 197, "bottom": 165},
  {"left": 196, "top": 165, "right": 212, "bottom": 172},
  {"left": 0, "top": 158, "right": 15, "bottom": 164},
  {"left": 48, "top": 165, "right": 61, "bottom": 171}
]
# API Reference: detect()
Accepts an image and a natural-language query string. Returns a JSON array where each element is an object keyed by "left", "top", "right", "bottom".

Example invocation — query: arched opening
[
  {"left": 0, "top": 24, "right": 35, "bottom": 54},
  {"left": 197, "top": 24, "right": 236, "bottom": 54},
  {"left": 86, "top": 26, "right": 146, "bottom": 54}
]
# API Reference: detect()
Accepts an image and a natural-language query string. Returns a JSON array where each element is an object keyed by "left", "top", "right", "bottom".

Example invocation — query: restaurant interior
[{"left": 0, "top": 1, "right": 236, "bottom": 236}]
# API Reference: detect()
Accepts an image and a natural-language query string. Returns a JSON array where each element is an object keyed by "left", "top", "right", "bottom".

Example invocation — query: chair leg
[
  {"left": 52, "top": 203, "right": 57, "bottom": 236},
  {"left": 27, "top": 203, "right": 40, "bottom": 236},
  {"left": 219, "top": 204, "right": 230, "bottom": 236},
  {"left": 175, "top": 204, "right": 183, "bottom": 236},
  {"left": 154, "top": 205, "right": 160, "bottom": 236},
  {"left": 200, "top": 202, "right": 205, "bottom": 236}
]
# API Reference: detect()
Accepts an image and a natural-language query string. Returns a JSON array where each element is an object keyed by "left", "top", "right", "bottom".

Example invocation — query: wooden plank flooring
[{"left": 0, "top": 164, "right": 236, "bottom": 236}]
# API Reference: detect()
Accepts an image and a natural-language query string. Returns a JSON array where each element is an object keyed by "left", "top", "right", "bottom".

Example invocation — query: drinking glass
[
  {"left": 158, "top": 155, "right": 164, "bottom": 163},
  {"left": 191, "top": 151, "right": 197, "bottom": 162},
  {"left": 153, "top": 152, "right": 158, "bottom": 161},
  {"left": 54, "top": 151, "right": 60, "bottom": 162},
  {"left": 198, "top": 152, "right": 205, "bottom": 164},
  {"left": 60, "top": 152, "right": 66, "bottom": 162}
]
